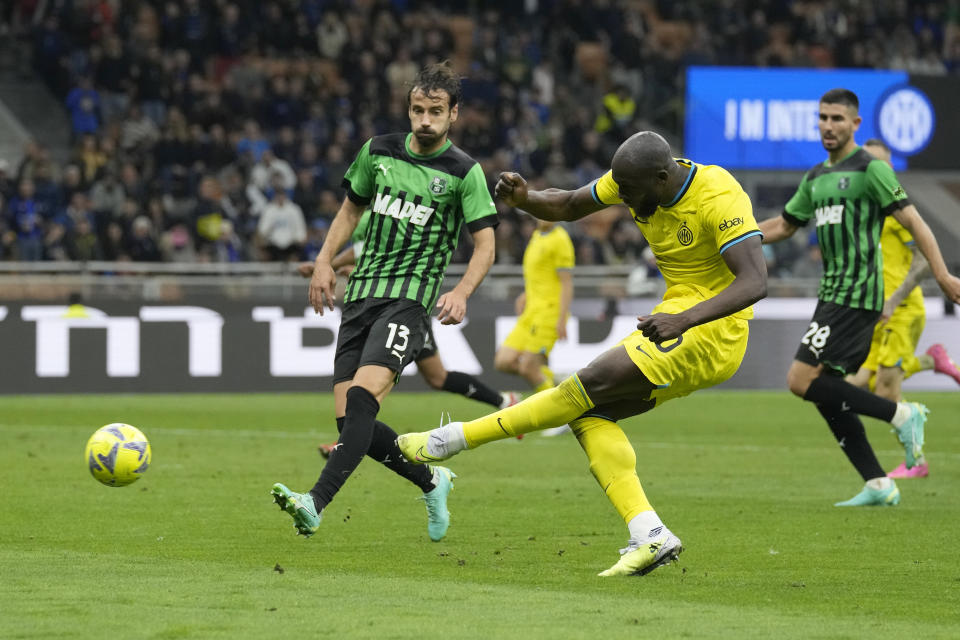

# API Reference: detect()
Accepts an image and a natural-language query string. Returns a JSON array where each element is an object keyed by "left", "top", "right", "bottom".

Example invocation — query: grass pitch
[{"left": 1, "top": 391, "right": 958, "bottom": 639}]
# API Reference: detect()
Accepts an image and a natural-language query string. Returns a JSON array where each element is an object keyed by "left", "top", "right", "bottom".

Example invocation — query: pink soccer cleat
[
  {"left": 926, "top": 344, "right": 960, "bottom": 385},
  {"left": 887, "top": 461, "right": 929, "bottom": 478}
]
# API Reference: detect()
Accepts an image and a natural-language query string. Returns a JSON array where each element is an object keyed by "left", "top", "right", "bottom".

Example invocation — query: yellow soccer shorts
[
  {"left": 503, "top": 310, "right": 559, "bottom": 357},
  {"left": 862, "top": 302, "right": 925, "bottom": 372},
  {"left": 619, "top": 285, "right": 750, "bottom": 406}
]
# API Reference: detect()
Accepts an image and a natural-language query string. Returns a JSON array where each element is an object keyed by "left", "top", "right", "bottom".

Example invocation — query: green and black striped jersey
[
  {"left": 783, "top": 147, "right": 911, "bottom": 312},
  {"left": 341, "top": 133, "right": 498, "bottom": 310}
]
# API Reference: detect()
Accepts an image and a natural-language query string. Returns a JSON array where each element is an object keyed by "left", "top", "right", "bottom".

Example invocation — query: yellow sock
[
  {"left": 464, "top": 375, "right": 593, "bottom": 447},
  {"left": 571, "top": 416, "right": 653, "bottom": 523},
  {"left": 901, "top": 354, "right": 923, "bottom": 379}
]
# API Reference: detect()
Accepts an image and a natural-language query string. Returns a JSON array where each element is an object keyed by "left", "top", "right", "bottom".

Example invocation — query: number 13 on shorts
[{"left": 385, "top": 322, "right": 410, "bottom": 362}]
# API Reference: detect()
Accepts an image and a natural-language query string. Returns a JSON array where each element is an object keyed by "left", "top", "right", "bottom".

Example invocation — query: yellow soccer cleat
[
  {"left": 598, "top": 531, "right": 683, "bottom": 577},
  {"left": 397, "top": 431, "right": 449, "bottom": 465}
]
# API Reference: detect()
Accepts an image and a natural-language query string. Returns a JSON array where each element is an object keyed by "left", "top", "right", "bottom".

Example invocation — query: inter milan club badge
[
  {"left": 837, "top": 177, "right": 850, "bottom": 190},
  {"left": 677, "top": 221, "right": 694, "bottom": 246},
  {"left": 429, "top": 176, "right": 448, "bottom": 195}
]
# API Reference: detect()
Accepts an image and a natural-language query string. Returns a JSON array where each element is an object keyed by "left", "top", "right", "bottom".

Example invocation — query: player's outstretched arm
[
  {"left": 758, "top": 215, "right": 799, "bottom": 244},
  {"left": 309, "top": 198, "right": 364, "bottom": 314},
  {"left": 894, "top": 205, "right": 960, "bottom": 304},
  {"left": 495, "top": 172, "right": 605, "bottom": 221},
  {"left": 436, "top": 226, "right": 496, "bottom": 325},
  {"left": 637, "top": 236, "right": 767, "bottom": 343}
]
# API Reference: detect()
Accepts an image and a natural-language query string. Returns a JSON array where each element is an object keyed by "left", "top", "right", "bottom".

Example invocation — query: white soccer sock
[
  {"left": 866, "top": 477, "right": 893, "bottom": 490},
  {"left": 627, "top": 510, "right": 666, "bottom": 542},
  {"left": 890, "top": 402, "right": 912, "bottom": 427},
  {"left": 426, "top": 421, "right": 467, "bottom": 458}
]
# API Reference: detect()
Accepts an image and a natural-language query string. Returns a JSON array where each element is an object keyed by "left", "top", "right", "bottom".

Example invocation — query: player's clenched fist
[{"left": 495, "top": 172, "right": 528, "bottom": 207}]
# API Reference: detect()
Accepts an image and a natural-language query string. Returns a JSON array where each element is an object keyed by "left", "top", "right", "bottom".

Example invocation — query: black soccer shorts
[
  {"left": 332, "top": 297, "right": 430, "bottom": 385},
  {"left": 793, "top": 299, "right": 880, "bottom": 376}
]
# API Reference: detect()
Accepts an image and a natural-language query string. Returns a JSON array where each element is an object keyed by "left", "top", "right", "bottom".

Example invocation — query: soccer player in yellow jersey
[
  {"left": 495, "top": 219, "right": 574, "bottom": 431},
  {"left": 846, "top": 138, "right": 960, "bottom": 479},
  {"left": 398, "top": 131, "right": 767, "bottom": 576}
]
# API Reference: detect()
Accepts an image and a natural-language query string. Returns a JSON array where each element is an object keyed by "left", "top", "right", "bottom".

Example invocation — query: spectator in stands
[
  {"left": 90, "top": 169, "right": 126, "bottom": 220},
  {"left": 73, "top": 134, "right": 107, "bottom": 187},
  {"left": 127, "top": 216, "right": 162, "bottom": 262},
  {"left": 247, "top": 149, "right": 295, "bottom": 214},
  {"left": 94, "top": 35, "right": 130, "bottom": 125},
  {"left": 7, "top": 179, "right": 45, "bottom": 261},
  {"left": 257, "top": 176, "right": 306, "bottom": 262},
  {"left": 65, "top": 76, "right": 101, "bottom": 139},
  {"left": 236, "top": 119, "right": 269, "bottom": 163},
  {"left": 44, "top": 221, "right": 70, "bottom": 261},
  {"left": 68, "top": 216, "right": 103, "bottom": 261},
  {"left": 120, "top": 104, "right": 160, "bottom": 153}
]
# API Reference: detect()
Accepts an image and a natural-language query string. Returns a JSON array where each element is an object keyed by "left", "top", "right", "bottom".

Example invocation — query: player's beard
[
  {"left": 414, "top": 126, "right": 446, "bottom": 149},
  {"left": 821, "top": 131, "right": 847, "bottom": 152}
]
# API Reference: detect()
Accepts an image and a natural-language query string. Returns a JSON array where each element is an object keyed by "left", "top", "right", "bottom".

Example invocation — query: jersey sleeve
[
  {"left": 553, "top": 228, "right": 575, "bottom": 270},
  {"left": 341, "top": 139, "right": 375, "bottom": 206},
  {"left": 865, "top": 159, "right": 911, "bottom": 216},
  {"left": 702, "top": 181, "right": 762, "bottom": 255},
  {"left": 460, "top": 163, "right": 499, "bottom": 232},
  {"left": 350, "top": 209, "right": 371, "bottom": 245},
  {"left": 782, "top": 173, "right": 813, "bottom": 227},
  {"left": 591, "top": 171, "right": 623, "bottom": 206}
]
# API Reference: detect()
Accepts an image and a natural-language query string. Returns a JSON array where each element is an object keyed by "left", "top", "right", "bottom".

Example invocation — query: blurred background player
[
  {"left": 299, "top": 209, "right": 520, "bottom": 458},
  {"left": 845, "top": 138, "right": 960, "bottom": 479},
  {"left": 493, "top": 217, "right": 574, "bottom": 436},
  {"left": 760, "top": 89, "right": 960, "bottom": 507}
]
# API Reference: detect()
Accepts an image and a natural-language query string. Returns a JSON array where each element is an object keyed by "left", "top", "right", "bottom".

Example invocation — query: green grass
[{"left": 1, "top": 391, "right": 958, "bottom": 639}]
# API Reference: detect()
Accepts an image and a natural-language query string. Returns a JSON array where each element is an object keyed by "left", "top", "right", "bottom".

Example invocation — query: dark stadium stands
[{"left": 1, "top": 0, "right": 956, "bottom": 266}]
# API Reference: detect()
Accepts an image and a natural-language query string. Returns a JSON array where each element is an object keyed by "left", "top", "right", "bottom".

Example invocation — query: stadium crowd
[{"left": 1, "top": 0, "right": 958, "bottom": 268}]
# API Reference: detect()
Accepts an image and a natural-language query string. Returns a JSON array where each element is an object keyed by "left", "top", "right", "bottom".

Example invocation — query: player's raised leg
[{"left": 398, "top": 342, "right": 651, "bottom": 461}]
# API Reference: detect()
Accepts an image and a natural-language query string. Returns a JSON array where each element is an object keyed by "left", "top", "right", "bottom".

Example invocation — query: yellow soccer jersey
[
  {"left": 523, "top": 225, "right": 575, "bottom": 317},
  {"left": 880, "top": 216, "right": 924, "bottom": 309},
  {"left": 592, "top": 160, "right": 761, "bottom": 318}
]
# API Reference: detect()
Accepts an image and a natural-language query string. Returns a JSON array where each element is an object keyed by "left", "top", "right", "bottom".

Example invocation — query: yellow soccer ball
[{"left": 85, "top": 423, "right": 152, "bottom": 487}]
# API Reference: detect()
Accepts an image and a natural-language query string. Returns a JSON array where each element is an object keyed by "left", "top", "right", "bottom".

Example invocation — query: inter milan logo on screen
[
  {"left": 429, "top": 176, "right": 448, "bottom": 195},
  {"left": 677, "top": 221, "right": 694, "bottom": 246}
]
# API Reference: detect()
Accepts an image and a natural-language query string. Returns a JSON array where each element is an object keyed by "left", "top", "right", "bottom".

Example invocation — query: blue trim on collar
[{"left": 665, "top": 163, "right": 697, "bottom": 207}]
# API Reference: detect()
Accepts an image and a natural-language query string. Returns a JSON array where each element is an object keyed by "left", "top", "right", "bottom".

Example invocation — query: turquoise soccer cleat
[
  {"left": 420, "top": 466, "right": 456, "bottom": 541},
  {"left": 834, "top": 482, "right": 900, "bottom": 507},
  {"left": 598, "top": 531, "right": 683, "bottom": 577},
  {"left": 271, "top": 483, "right": 323, "bottom": 537},
  {"left": 893, "top": 403, "right": 928, "bottom": 469}
]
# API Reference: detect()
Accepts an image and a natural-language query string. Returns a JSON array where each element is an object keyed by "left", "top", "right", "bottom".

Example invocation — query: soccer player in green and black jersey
[
  {"left": 761, "top": 88, "right": 960, "bottom": 506},
  {"left": 271, "top": 63, "right": 499, "bottom": 540}
]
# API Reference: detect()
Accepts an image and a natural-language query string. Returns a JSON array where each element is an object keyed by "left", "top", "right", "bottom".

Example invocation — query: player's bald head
[
  {"left": 611, "top": 131, "right": 673, "bottom": 177},
  {"left": 610, "top": 132, "right": 677, "bottom": 220}
]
